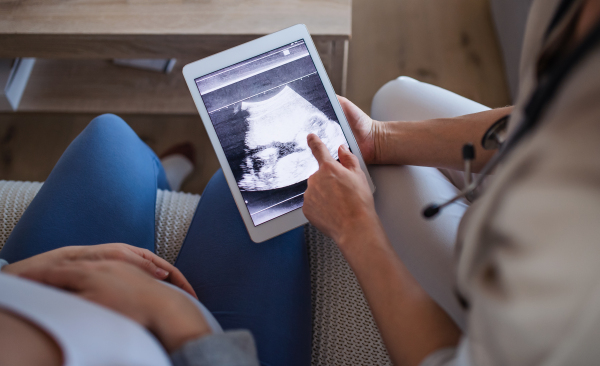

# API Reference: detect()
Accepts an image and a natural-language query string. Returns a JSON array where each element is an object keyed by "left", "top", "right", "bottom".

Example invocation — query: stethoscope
[{"left": 423, "top": 0, "right": 600, "bottom": 219}]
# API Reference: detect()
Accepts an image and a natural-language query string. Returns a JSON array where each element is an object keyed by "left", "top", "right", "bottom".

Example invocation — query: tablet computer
[{"left": 183, "top": 24, "right": 375, "bottom": 243}]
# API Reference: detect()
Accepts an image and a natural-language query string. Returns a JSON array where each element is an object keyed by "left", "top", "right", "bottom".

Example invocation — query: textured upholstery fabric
[
  {"left": 155, "top": 189, "right": 201, "bottom": 265},
  {"left": 0, "top": 181, "right": 201, "bottom": 262},
  {"left": 306, "top": 224, "right": 391, "bottom": 365},
  {"left": 0, "top": 180, "right": 390, "bottom": 365},
  {"left": 0, "top": 180, "right": 43, "bottom": 251}
]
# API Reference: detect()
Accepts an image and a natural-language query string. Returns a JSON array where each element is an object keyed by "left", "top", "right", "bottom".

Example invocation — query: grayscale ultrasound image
[{"left": 196, "top": 40, "right": 348, "bottom": 226}]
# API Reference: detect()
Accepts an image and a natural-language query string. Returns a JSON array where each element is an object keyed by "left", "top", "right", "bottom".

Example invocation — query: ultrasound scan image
[
  {"left": 239, "top": 86, "right": 346, "bottom": 191},
  {"left": 196, "top": 40, "right": 349, "bottom": 226}
]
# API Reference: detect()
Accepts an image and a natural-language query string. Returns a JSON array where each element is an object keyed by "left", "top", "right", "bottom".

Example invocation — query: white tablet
[{"left": 183, "top": 24, "right": 375, "bottom": 243}]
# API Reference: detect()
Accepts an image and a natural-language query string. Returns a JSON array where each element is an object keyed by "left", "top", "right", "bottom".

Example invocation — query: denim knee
[
  {"left": 86, "top": 114, "right": 136, "bottom": 139},
  {"left": 78, "top": 114, "right": 152, "bottom": 156}
]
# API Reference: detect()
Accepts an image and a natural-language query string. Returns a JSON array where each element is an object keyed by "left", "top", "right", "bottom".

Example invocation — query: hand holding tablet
[{"left": 183, "top": 25, "right": 375, "bottom": 242}]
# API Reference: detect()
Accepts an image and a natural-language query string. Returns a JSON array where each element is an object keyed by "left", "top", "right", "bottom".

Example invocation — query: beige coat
[{"left": 455, "top": 0, "right": 600, "bottom": 364}]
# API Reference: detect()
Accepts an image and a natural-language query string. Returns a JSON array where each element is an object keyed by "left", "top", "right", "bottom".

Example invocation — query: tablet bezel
[{"left": 183, "top": 24, "right": 375, "bottom": 243}]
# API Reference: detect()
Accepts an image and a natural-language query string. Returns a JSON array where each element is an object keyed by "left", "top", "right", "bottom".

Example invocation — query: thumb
[
  {"left": 337, "top": 96, "right": 368, "bottom": 129},
  {"left": 338, "top": 144, "right": 360, "bottom": 171}
]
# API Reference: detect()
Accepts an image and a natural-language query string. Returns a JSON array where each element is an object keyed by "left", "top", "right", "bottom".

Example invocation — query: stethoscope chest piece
[{"left": 481, "top": 115, "right": 510, "bottom": 150}]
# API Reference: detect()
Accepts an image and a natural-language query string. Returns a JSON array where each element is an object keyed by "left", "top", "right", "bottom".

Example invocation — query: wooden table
[{"left": 0, "top": 0, "right": 352, "bottom": 114}]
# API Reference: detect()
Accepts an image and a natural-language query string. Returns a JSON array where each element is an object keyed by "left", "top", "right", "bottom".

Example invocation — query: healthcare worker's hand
[
  {"left": 337, "top": 96, "right": 381, "bottom": 164},
  {"left": 2, "top": 243, "right": 197, "bottom": 299},
  {"left": 21, "top": 260, "right": 211, "bottom": 353},
  {"left": 303, "top": 134, "right": 381, "bottom": 249}
]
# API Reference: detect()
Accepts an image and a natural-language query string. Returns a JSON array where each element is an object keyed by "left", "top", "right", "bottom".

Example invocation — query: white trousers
[{"left": 368, "top": 77, "right": 489, "bottom": 330}]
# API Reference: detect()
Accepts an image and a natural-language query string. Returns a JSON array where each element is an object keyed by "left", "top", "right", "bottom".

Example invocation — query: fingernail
[
  {"left": 341, "top": 144, "right": 349, "bottom": 152},
  {"left": 156, "top": 268, "right": 169, "bottom": 278}
]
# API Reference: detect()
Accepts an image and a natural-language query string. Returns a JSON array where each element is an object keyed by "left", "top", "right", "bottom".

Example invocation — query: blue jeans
[{"left": 0, "top": 114, "right": 311, "bottom": 366}]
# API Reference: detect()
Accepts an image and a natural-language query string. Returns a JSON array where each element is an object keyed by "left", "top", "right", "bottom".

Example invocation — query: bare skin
[{"left": 0, "top": 309, "right": 63, "bottom": 366}]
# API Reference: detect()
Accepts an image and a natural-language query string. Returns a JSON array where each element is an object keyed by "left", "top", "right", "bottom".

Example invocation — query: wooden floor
[
  {"left": 347, "top": 0, "right": 510, "bottom": 112},
  {"left": 0, "top": 0, "right": 510, "bottom": 194},
  {"left": 0, "top": 113, "right": 221, "bottom": 194}
]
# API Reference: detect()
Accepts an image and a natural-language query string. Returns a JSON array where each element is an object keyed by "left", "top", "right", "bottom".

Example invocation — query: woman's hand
[
  {"left": 21, "top": 260, "right": 210, "bottom": 353},
  {"left": 303, "top": 133, "right": 380, "bottom": 248},
  {"left": 337, "top": 96, "right": 382, "bottom": 164},
  {"left": 2, "top": 243, "right": 197, "bottom": 298}
]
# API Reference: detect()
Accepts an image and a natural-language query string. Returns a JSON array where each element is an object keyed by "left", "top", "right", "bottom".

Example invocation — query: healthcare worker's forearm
[
  {"left": 337, "top": 219, "right": 461, "bottom": 366},
  {"left": 374, "top": 106, "right": 513, "bottom": 172}
]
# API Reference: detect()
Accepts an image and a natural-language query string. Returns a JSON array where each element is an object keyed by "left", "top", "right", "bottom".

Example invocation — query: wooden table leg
[{"left": 316, "top": 39, "right": 349, "bottom": 96}]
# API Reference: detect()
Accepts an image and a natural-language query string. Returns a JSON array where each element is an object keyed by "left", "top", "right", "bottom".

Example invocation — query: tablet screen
[{"left": 195, "top": 39, "right": 349, "bottom": 226}]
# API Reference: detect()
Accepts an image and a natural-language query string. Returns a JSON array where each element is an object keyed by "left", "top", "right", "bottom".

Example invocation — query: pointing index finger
[{"left": 307, "top": 133, "right": 334, "bottom": 166}]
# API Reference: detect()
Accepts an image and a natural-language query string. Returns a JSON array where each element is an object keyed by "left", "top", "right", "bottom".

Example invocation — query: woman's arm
[
  {"left": 376, "top": 106, "right": 513, "bottom": 171},
  {"left": 339, "top": 96, "right": 512, "bottom": 171},
  {"left": 303, "top": 135, "right": 461, "bottom": 366}
]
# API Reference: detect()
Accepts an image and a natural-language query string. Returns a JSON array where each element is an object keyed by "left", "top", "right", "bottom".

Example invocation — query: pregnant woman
[{"left": 0, "top": 115, "right": 311, "bottom": 366}]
